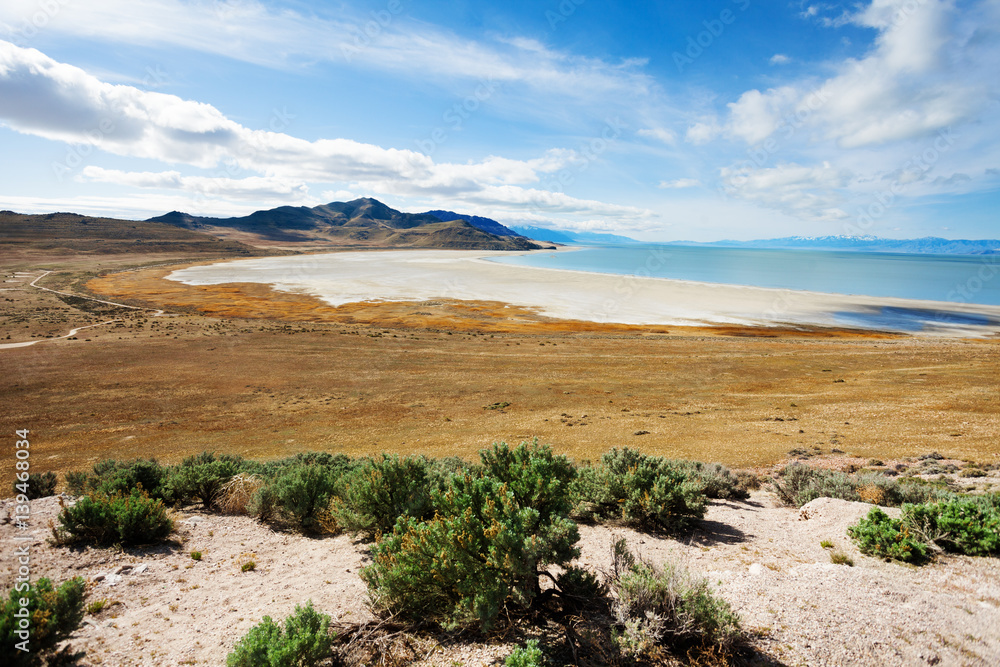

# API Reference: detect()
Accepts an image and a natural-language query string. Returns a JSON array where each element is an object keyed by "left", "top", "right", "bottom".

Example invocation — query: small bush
[
  {"left": 86, "top": 598, "right": 110, "bottom": 615},
  {"left": 166, "top": 452, "right": 243, "bottom": 508},
  {"left": 57, "top": 489, "right": 174, "bottom": 546},
  {"left": 609, "top": 540, "right": 741, "bottom": 656},
  {"left": 774, "top": 464, "right": 859, "bottom": 507},
  {"left": 820, "top": 539, "right": 834, "bottom": 549},
  {"left": 613, "top": 462, "right": 706, "bottom": 532},
  {"left": 829, "top": 551, "right": 853, "bottom": 566},
  {"left": 903, "top": 495, "right": 1000, "bottom": 557},
  {"left": 331, "top": 454, "right": 435, "bottom": 538},
  {"left": 226, "top": 601, "right": 333, "bottom": 667},
  {"left": 15, "top": 471, "right": 58, "bottom": 499},
  {"left": 216, "top": 474, "right": 265, "bottom": 515},
  {"left": 69, "top": 458, "right": 171, "bottom": 499},
  {"left": 506, "top": 639, "right": 546, "bottom": 667},
  {"left": 1, "top": 577, "right": 86, "bottom": 667},
  {"left": 847, "top": 507, "right": 929, "bottom": 564},
  {"left": 64, "top": 470, "right": 90, "bottom": 496},
  {"left": 268, "top": 464, "right": 341, "bottom": 533},
  {"left": 568, "top": 464, "right": 614, "bottom": 522},
  {"left": 241, "top": 560, "right": 257, "bottom": 573},
  {"left": 663, "top": 460, "right": 750, "bottom": 500},
  {"left": 190, "top": 551, "right": 202, "bottom": 561},
  {"left": 362, "top": 442, "right": 579, "bottom": 632},
  {"left": 600, "top": 448, "right": 707, "bottom": 532}
]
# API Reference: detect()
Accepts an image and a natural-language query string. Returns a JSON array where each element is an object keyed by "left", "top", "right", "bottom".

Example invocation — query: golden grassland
[{"left": 2, "top": 254, "right": 998, "bottom": 485}]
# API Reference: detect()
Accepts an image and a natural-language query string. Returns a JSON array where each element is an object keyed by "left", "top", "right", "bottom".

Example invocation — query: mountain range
[
  {"left": 149, "top": 198, "right": 547, "bottom": 251},
  {"left": 507, "top": 225, "right": 641, "bottom": 245},
  {"left": 668, "top": 235, "right": 1000, "bottom": 255}
]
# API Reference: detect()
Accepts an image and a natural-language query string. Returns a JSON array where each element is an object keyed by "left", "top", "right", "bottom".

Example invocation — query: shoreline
[{"left": 166, "top": 249, "right": 1000, "bottom": 338}]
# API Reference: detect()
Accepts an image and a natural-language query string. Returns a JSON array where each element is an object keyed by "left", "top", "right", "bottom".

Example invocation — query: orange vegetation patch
[{"left": 87, "top": 264, "right": 900, "bottom": 340}]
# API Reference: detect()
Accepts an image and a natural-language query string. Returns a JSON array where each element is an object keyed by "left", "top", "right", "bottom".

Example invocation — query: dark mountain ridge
[{"left": 148, "top": 198, "right": 547, "bottom": 250}]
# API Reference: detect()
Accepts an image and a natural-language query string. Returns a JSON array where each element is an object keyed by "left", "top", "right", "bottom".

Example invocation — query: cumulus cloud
[
  {"left": 719, "top": 162, "right": 852, "bottom": 221},
  {"left": 769, "top": 54, "right": 792, "bottom": 65},
  {"left": 0, "top": 0, "right": 654, "bottom": 105},
  {"left": 685, "top": 120, "right": 721, "bottom": 145},
  {"left": 718, "top": 0, "right": 998, "bottom": 149},
  {"left": 0, "top": 41, "right": 652, "bottom": 223}
]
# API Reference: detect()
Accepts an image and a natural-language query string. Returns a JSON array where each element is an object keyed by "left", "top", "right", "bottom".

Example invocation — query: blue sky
[{"left": 0, "top": 0, "right": 998, "bottom": 241}]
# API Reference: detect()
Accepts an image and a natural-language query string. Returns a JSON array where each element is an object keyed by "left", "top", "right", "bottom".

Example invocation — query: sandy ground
[
  {"left": 166, "top": 250, "right": 1000, "bottom": 337},
  {"left": 2, "top": 486, "right": 998, "bottom": 667}
]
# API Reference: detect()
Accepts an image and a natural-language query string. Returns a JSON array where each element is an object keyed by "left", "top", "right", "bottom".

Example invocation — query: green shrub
[
  {"left": 226, "top": 601, "right": 333, "bottom": 667},
  {"left": 15, "top": 471, "right": 58, "bottom": 499},
  {"left": 66, "top": 458, "right": 170, "bottom": 500},
  {"left": 847, "top": 507, "right": 929, "bottom": 564},
  {"left": 662, "top": 460, "right": 750, "bottom": 500},
  {"left": 479, "top": 440, "right": 577, "bottom": 525},
  {"left": 64, "top": 470, "right": 89, "bottom": 496},
  {"left": 57, "top": 489, "right": 174, "bottom": 546},
  {"left": 774, "top": 463, "right": 859, "bottom": 507},
  {"left": 829, "top": 551, "right": 853, "bottom": 566},
  {"left": 555, "top": 566, "right": 607, "bottom": 604},
  {"left": 606, "top": 450, "right": 706, "bottom": 532},
  {"left": 267, "top": 464, "right": 342, "bottom": 533},
  {"left": 609, "top": 540, "right": 741, "bottom": 656},
  {"left": 1, "top": 577, "right": 86, "bottom": 667},
  {"left": 903, "top": 495, "right": 1000, "bottom": 557},
  {"left": 166, "top": 452, "right": 243, "bottom": 508},
  {"left": 505, "top": 639, "right": 546, "bottom": 667},
  {"left": 331, "top": 454, "right": 435, "bottom": 538},
  {"left": 362, "top": 442, "right": 580, "bottom": 632},
  {"left": 567, "top": 464, "right": 614, "bottom": 522}
]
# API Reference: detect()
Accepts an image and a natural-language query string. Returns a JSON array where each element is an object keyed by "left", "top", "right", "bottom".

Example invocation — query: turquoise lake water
[
  {"left": 488, "top": 245, "right": 1000, "bottom": 332},
  {"left": 490, "top": 245, "right": 1000, "bottom": 306}
]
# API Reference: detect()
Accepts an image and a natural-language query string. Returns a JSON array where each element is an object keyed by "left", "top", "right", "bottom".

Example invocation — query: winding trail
[{"left": 1, "top": 269, "right": 167, "bottom": 351}]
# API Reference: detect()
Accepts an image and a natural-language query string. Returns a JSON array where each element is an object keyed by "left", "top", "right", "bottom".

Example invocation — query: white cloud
[
  {"left": 685, "top": 120, "right": 721, "bottom": 145},
  {"left": 78, "top": 166, "right": 310, "bottom": 200},
  {"left": 726, "top": 87, "right": 799, "bottom": 144},
  {"left": 719, "top": 0, "right": 998, "bottom": 150},
  {"left": 637, "top": 127, "right": 677, "bottom": 145},
  {"left": 0, "top": 0, "right": 655, "bottom": 105},
  {"left": 658, "top": 178, "right": 701, "bottom": 189},
  {"left": 719, "top": 162, "right": 852, "bottom": 221},
  {"left": 0, "top": 41, "right": 654, "bottom": 224},
  {"left": 769, "top": 54, "right": 792, "bottom": 65}
]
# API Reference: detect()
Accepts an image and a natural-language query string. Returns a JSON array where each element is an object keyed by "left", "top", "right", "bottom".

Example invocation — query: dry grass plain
[{"left": 2, "top": 252, "right": 999, "bottom": 485}]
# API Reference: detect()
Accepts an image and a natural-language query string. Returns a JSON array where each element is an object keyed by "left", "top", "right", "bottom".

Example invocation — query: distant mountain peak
[{"left": 148, "top": 198, "right": 546, "bottom": 250}]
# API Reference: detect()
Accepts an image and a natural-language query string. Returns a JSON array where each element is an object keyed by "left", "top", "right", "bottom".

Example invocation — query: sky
[{"left": 0, "top": 0, "right": 998, "bottom": 242}]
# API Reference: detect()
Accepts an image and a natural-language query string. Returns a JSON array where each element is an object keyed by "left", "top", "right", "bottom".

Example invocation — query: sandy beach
[{"left": 166, "top": 249, "right": 1000, "bottom": 337}]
